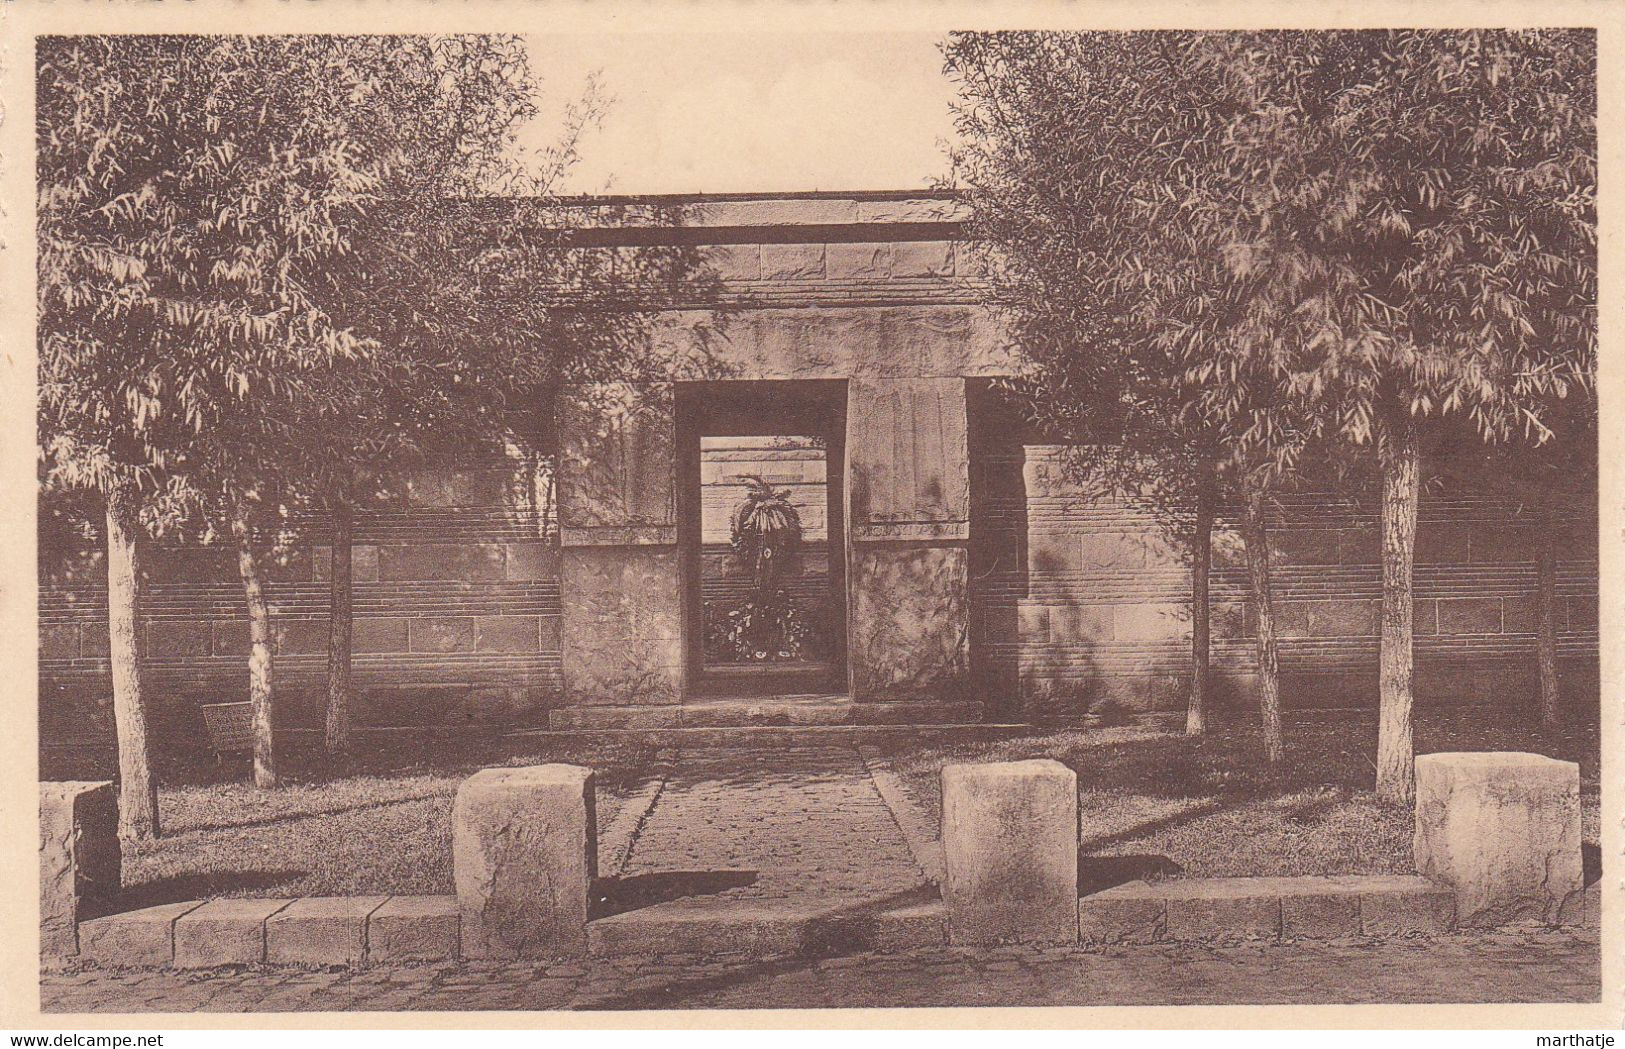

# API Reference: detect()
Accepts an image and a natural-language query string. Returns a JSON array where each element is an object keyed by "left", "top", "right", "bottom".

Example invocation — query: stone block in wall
[
  {"left": 848, "top": 377, "right": 970, "bottom": 536},
  {"left": 273, "top": 619, "right": 328, "bottom": 655},
  {"left": 353, "top": 617, "right": 411, "bottom": 654},
  {"left": 478, "top": 616, "right": 541, "bottom": 654},
  {"left": 1027, "top": 534, "right": 1081, "bottom": 575},
  {"left": 504, "top": 543, "right": 558, "bottom": 582},
  {"left": 1414, "top": 752, "right": 1583, "bottom": 926},
  {"left": 40, "top": 781, "right": 120, "bottom": 960},
  {"left": 1471, "top": 526, "right": 1534, "bottom": 563},
  {"left": 1338, "top": 527, "right": 1379, "bottom": 564},
  {"left": 1112, "top": 603, "right": 1189, "bottom": 642},
  {"left": 648, "top": 305, "right": 1012, "bottom": 382},
  {"left": 1077, "top": 531, "right": 1147, "bottom": 570},
  {"left": 1307, "top": 600, "right": 1378, "bottom": 637},
  {"left": 891, "top": 240, "right": 955, "bottom": 277},
  {"left": 1502, "top": 597, "right": 1537, "bottom": 634},
  {"left": 1016, "top": 604, "right": 1049, "bottom": 642},
  {"left": 1211, "top": 602, "right": 1249, "bottom": 639},
  {"left": 211, "top": 621, "right": 248, "bottom": 657},
  {"left": 1271, "top": 529, "right": 1345, "bottom": 567},
  {"left": 378, "top": 543, "right": 506, "bottom": 582},
  {"left": 1051, "top": 605, "right": 1113, "bottom": 645},
  {"left": 560, "top": 546, "right": 682, "bottom": 705},
  {"left": 558, "top": 383, "right": 675, "bottom": 541},
  {"left": 1274, "top": 602, "right": 1311, "bottom": 638},
  {"left": 148, "top": 621, "right": 212, "bottom": 658},
  {"left": 1415, "top": 524, "right": 1473, "bottom": 563},
  {"left": 40, "top": 624, "right": 79, "bottom": 661},
  {"left": 539, "top": 615, "right": 563, "bottom": 651},
  {"left": 410, "top": 618, "right": 478, "bottom": 654},
  {"left": 701, "top": 244, "right": 762, "bottom": 281},
  {"left": 1414, "top": 599, "right": 1440, "bottom": 635},
  {"left": 1568, "top": 596, "right": 1598, "bottom": 632},
  {"left": 850, "top": 545, "right": 970, "bottom": 700},
  {"left": 941, "top": 760, "right": 1078, "bottom": 945},
  {"left": 761, "top": 243, "right": 826, "bottom": 280},
  {"left": 1438, "top": 598, "right": 1502, "bottom": 635},
  {"left": 453, "top": 765, "right": 596, "bottom": 959},
  {"left": 855, "top": 198, "right": 968, "bottom": 223},
  {"left": 826, "top": 241, "right": 894, "bottom": 279},
  {"left": 353, "top": 544, "right": 380, "bottom": 582},
  {"left": 78, "top": 627, "right": 110, "bottom": 658}
]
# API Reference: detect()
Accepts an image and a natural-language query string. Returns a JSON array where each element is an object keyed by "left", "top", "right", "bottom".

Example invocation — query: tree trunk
[
  {"left": 104, "top": 489, "right": 160, "bottom": 840},
  {"left": 1535, "top": 507, "right": 1562, "bottom": 730},
  {"left": 1242, "top": 486, "right": 1283, "bottom": 762},
  {"left": 324, "top": 502, "right": 354, "bottom": 755},
  {"left": 232, "top": 506, "right": 277, "bottom": 788},
  {"left": 1186, "top": 488, "right": 1214, "bottom": 736},
  {"left": 1375, "top": 416, "right": 1420, "bottom": 804}
]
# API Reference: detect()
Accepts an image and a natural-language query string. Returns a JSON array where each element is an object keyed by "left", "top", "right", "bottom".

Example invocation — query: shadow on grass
[
  {"left": 178, "top": 789, "right": 451, "bottom": 835},
  {"left": 1078, "top": 853, "right": 1183, "bottom": 895},
  {"left": 590, "top": 870, "right": 759, "bottom": 919},
  {"left": 118, "top": 869, "right": 309, "bottom": 909}
]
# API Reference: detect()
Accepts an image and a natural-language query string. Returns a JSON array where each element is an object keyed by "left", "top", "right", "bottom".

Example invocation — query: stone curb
[
  {"left": 1078, "top": 875, "right": 1460, "bottom": 944},
  {"left": 67, "top": 879, "right": 1601, "bottom": 969},
  {"left": 857, "top": 746, "right": 944, "bottom": 885}
]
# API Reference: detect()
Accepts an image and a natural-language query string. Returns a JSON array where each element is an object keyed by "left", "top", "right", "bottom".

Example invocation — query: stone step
[
  {"left": 549, "top": 699, "right": 986, "bottom": 730},
  {"left": 587, "top": 897, "right": 945, "bottom": 958},
  {"left": 1077, "top": 875, "right": 1457, "bottom": 944}
]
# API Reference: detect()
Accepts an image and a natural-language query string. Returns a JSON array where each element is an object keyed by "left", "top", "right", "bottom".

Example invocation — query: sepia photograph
[{"left": 9, "top": 1, "right": 1615, "bottom": 1030}]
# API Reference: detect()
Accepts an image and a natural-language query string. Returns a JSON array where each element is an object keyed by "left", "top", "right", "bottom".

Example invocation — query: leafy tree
[
  {"left": 37, "top": 35, "right": 689, "bottom": 798},
  {"left": 945, "top": 31, "right": 1311, "bottom": 759},
  {"left": 945, "top": 30, "right": 1596, "bottom": 799}
]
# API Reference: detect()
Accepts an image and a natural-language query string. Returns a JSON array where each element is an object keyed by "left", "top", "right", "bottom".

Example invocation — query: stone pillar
[
  {"left": 1413, "top": 751, "right": 1583, "bottom": 926},
  {"left": 557, "top": 383, "right": 683, "bottom": 705},
  {"left": 452, "top": 764, "right": 596, "bottom": 959},
  {"left": 941, "top": 760, "right": 1078, "bottom": 944},
  {"left": 39, "top": 781, "right": 121, "bottom": 960},
  {"left": 846, "top": 376, "right": 971, "bottom": 701}
]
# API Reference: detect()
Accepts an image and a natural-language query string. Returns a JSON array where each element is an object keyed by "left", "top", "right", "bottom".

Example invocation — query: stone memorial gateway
[{"left": 37, "top": 192, "right": 1601, "bottom": 736}]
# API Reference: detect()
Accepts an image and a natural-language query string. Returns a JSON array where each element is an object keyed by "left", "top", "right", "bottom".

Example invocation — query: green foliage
[{"left": 945, "top": 30, "right": 1596, "bottom": 487}]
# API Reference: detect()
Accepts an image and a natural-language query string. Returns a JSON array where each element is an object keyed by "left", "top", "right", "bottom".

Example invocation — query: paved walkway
[
  {"left": 612, "top": 744, "right": 929, "bottom": 903},
  {"left": 41, "top": 932, "right": 1600, "bottom": 1012}
]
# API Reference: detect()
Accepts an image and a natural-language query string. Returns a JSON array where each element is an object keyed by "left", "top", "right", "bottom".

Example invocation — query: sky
[{"left": 521, "top": 33, "right": 959, "bottom": 196}]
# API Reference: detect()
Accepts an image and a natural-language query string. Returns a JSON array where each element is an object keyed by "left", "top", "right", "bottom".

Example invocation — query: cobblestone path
[
  {"left": 614, "top": 744, "right": 928, "bottom": 902},
  {"left": 41, "top": 932, "right": 1600, "bottom": 1012}
]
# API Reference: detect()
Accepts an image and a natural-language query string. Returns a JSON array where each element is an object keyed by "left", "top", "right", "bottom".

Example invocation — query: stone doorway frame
[{"left": 675, "top": 380, "right": 850, "bottom": 698}]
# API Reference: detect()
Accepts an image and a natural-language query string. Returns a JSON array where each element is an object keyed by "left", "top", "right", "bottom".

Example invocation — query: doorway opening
[{"left": 677, "top": 381, "right": 848, "bottom": 698}]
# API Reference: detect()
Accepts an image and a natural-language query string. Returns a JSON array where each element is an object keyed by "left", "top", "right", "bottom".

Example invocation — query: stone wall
[
  {"left": 36, "top": 193, "right": 1601, "bottom": 736},
  {"left": 970, "top": 442, "right": 1601, "bottom": 717},
  {"left": 40, "top": 456, "right": 562, "bottom": 746}
]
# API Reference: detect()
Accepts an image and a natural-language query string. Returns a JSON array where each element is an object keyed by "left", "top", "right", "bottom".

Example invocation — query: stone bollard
[
  {"left": 452, "top": 764, "right": 597, "bottom": 959},
  {"left": 1413, "top": 752, "right": 1583, "bottom": 927},
  {"left": 39, "top": 781, "right": 121, "bottom": 960},
  {"left": 941, "top": 759, "right": 1078, "bottom": 945}
]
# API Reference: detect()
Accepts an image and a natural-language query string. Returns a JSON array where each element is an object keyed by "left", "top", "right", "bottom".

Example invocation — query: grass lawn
[
  {"left": 876, "top": 708, "right": 1602, "bottom": 889},
  {"left": 43, "top": 707, "right": 1600, "bottom": 905},
  {"left": 46, "top": 736, "right": 660, "bottom": 907}
]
